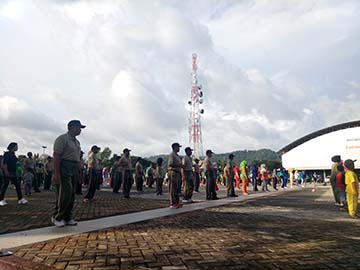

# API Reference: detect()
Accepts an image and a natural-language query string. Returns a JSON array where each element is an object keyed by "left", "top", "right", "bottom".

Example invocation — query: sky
[{"left": 0, "top": 0, "right": 360, "bottom": 157}]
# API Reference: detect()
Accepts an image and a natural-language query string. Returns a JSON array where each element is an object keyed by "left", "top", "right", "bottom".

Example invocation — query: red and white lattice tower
[{"left": 188, "top": 53, "right": 204, "bottom": 158}]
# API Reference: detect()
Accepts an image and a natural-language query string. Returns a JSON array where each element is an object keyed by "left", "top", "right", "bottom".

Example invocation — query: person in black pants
[
  {"left": 193, "top": 159, "right": 200, "bottom": 192},
  {"left": 0, "top": 142, "right": 28, "bottom": 206},
  {"left": 204, "top": 149, "right": 218, "bottom": 200},
  {"left": 83, "top": 145, "right": 100, "bottom": 202},
  {"left": 119, "top": 148, "right": 133, "bottom": 198},
  {"left": 112, "top": 156, "right": 122, "bottom": 193},
  {"left": 135, "top": 157, "right": 144, "bottom": 191},
  {"left": 251, "top": 162, "right": 259, "bottom": 192}
]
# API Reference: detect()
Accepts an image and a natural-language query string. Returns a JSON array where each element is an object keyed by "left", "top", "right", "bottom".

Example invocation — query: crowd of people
[{"left": 0, "top": 120, "right": 358, "bottom": 227}]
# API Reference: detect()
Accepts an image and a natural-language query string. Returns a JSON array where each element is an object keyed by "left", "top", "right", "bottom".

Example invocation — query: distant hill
[
  {"left": 147, "top": 149, "right": 281, "bottom": 169},
  {"left": 213, "top": 149, "right": 281, "bottom": 164}
]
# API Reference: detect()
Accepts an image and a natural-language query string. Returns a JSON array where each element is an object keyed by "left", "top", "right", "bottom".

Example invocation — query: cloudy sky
[{"left": 1, "top": 0, "right": 359, "bottom": 157}]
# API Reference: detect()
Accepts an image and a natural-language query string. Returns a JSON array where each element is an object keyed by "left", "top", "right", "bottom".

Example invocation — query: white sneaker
[
  {"left": 0, "top": 200, "right": 7, "bottom": 206},
  {"left": 52, "top": 218, "right": 65, "bottom": 227},
  {"left": 65, "top": 219, "right": 78, "bottom": 226},
  {"left": 182, "top": 199, "right": 189, "bottom": 203},
  {"left": 18, "top": 198, "right": 28, "bottom": 205}
]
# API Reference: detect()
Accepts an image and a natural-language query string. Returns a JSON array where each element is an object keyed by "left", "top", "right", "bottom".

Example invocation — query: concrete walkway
[{"left": 0, "top": 188, "right": 291, "bottom": 249}]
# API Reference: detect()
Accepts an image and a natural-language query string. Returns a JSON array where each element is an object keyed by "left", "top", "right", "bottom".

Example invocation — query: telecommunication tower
[{"left": 188, "top": 53, "right": 204, "bottom": 158}]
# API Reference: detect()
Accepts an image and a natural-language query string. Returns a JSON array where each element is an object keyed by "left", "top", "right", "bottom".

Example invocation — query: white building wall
[{"left": 282, "top": 127, "right": 360, "bottom": 170}]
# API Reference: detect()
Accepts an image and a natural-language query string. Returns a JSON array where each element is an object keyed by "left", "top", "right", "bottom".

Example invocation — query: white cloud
[{"left": 0, "top": 0, "right": 359, "bottom": 157}]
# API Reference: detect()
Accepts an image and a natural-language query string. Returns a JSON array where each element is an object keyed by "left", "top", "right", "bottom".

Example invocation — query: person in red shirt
[
  {"left": 335, "top": 164, "right": 346, "bottom": 208},
  {"left": 234, "top": 165, "right": 240, "bottom": 189}
]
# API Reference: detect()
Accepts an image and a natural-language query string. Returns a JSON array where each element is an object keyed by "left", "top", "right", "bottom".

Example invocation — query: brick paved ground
[
  {"left": 6, "top": 187, "right": 360, "bottom": 270},
  {"left": 0, "top": 187, "right": 168, "bottom": 234},
  {"left": 0, "top": 182, "right": 240, "bottom": 234}
]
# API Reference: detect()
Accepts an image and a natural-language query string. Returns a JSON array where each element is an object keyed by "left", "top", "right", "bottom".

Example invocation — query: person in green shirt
[{"left": 16, "top": 161, "right": 23, "bottom": 179}]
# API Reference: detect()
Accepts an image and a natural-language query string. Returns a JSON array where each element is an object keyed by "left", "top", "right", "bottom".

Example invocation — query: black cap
[
  {"left": 185, "top": 147, "right": 193, "bottom": 152},
  {"left": 172, "top": 143, "right": 182, "bottom": 149},
  {"left": 229, "top": 153, "right": 235, "bottom": 158},
  {"left": 123, "top": 148, "right": 131, "bottom": 153},
  {"left": 68, "top": 120, "right": 86, "bottom": 129},
  {"left": 206, "top": 149, "right": 213, "bottom": 155},
  {"left": 91, "top": 145, "right": 100, "bottom": 151},
  {"left": 344, "top": 159, "right": 356, "bottom": 169}
]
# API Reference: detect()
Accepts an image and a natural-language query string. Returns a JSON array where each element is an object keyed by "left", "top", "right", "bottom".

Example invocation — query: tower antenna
[{"left": 188, "top": 53, "right": 204, "bottom": 158}]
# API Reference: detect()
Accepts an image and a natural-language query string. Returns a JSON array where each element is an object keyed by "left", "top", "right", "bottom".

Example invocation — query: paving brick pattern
[
  {"left": 0, "top": 182, "right": 242, "bottom": 234},
  {"left": 9, "top": 188, "right": 360, "bottom": 270},
  {"left": 0, "top": 188, "right": 168, "bottom": 234}
]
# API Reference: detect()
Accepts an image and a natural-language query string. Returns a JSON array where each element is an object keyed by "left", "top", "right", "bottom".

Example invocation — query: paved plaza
[
  {"left": 0, "top": 187, "right": 169, "bottom": 234},
  {"left": 1, "top": 186, "right": 360, "bottom": 270}
]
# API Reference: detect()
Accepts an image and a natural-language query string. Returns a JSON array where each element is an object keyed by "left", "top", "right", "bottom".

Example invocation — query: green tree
[{"left": 98, "top": 147, "right": 112, "bottom": 167}]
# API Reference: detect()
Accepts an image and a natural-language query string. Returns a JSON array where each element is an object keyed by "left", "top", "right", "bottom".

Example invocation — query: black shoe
[
  {"left": 113, "top": 190, "right": 119, "bottom": 194},
  {"left": 212, "top": 197, "right": 219, "bottom": 200},
  {"left": 232, "top": 194, "right": 238, "bottom": 197},
  {"left": 35, "top": 190, "right": 41, "bottom": 193}
]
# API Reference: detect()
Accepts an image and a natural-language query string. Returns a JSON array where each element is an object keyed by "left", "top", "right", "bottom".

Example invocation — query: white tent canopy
[{"left": 280, "top": 121, "right": 360, "bottom": 170}]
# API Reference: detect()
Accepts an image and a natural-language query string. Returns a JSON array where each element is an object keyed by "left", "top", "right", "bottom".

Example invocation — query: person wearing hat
[
  {"left": 83, "top": 145, "right": 100, "bottom": 202},
  {"left": 203, "top": 149, "right": 218, "bottom": 200},
  {"left": 115, "top": 148, "right": 133, "bottom": 198},
  {"left": 182, "top": 147, "right": 195, "bottom": 203},
  {"left": 167, "top": 143, "right": 183, "bottom": 208},
  {"left": 344, "top": 159, "right": 359, "bottom": 218},
  {"left": 52, "top": 120, "right": 85, "bottom": 227},
  {"left": 225, "top": 154, "right": 237, "bottom": 197}
]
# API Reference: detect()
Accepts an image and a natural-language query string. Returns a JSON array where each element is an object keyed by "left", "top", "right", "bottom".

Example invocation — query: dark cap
[
  {"left": 123, "top": 148, "right": 131, "bottom": 153},
  {"left": 68, "top": 120, "right": 86, "bottom": 129},
  {"left": 171, "top": 143, "right": 182, "bottom": 149},
  {"left": 206, "top": 149, "right": 213, "bottom": 155},
  {"left": 185, "top": 147, "right": 193, "bottom": 152},
  {"left": 229, "top": 153, "right": 235, "bottom": 158},
  {"left": 344, "top": 159, "right": 356, "bottom": 169},
  {"left": 91, "top": 145, "right": 100, "bottom": 151}
]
